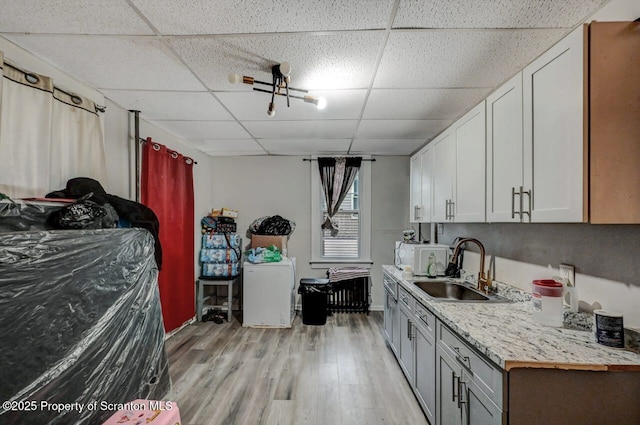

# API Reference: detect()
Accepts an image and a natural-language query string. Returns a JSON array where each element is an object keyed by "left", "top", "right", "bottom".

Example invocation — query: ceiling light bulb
[
  {"left": 304, "top": 95, "right": 325, "bottom": 108},
  {"left": 279, "top": 61, "right": 292, "bottom": 77},
  {"left": 267, "top": 102, "right": 276, "bottom": 117},
  {"left": 228, "top": 73, "right": 242, "bottom": 84}
]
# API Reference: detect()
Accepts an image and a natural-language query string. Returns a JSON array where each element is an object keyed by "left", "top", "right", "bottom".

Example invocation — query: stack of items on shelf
[
  {"left": 200, "top": 208, "right": 241, "bottom": 278},
  {"left": 245, "top": 215, "right": 295, "bottom": 263}
]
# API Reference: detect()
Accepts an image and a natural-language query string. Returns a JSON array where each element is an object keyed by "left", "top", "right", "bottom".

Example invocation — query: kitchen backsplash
[
  {"left": 458, "top": 250, "right": 640, "bottom": 330},
  {"left": 439, "top": 222, "right": 640, "bottom": 287}
]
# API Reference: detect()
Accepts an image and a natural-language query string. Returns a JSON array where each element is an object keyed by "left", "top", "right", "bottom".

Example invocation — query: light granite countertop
[{"left": 383, "top": 265, "right": 640, "bottom": 372}]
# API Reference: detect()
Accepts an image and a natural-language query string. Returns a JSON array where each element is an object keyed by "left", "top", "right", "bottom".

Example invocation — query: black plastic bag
[
  {"left": 47, "top": 193, "right": 118, "bottom": 229},
  {"left": 250, "top": 215, "right": 295, "bottom": 236}
]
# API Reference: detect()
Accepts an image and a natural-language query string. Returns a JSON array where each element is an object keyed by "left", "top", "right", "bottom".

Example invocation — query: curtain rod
[
  {"left": 303, "top": 158, "right": 376, "bottom": 162},
  {"left": 138, "top": 138, "right": 198, "bottom": 165},
  {"left": 4, "top": 61, "right": 106, "bottom": 113}
]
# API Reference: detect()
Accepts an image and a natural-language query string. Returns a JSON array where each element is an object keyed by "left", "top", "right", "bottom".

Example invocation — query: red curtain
[{"left": 141, "top": 138, "right": 195, "bottom": 333}]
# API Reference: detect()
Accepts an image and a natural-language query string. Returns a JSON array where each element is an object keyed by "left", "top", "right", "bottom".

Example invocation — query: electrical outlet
[
  {"left": 559, "top": 263, "right": 575, "bottom": 287},
  {"left": 437, "top": 223, "right": 444, "bottom": 234}
]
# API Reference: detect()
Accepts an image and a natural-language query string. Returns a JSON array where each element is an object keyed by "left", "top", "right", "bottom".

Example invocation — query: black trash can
[{"left": 298, "top": 278, "right": 331, "bottom": 325}]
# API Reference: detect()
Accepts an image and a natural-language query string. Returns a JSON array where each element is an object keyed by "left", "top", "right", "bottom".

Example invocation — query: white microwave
[{"left": 394, "top": 242, "right": 451, "bottom": 276}]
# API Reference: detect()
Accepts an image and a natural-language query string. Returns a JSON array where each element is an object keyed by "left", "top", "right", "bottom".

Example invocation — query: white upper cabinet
[
  {"left": 431, "top": 129, "right": 455, "bottom": 222},
  {"left": 409, "top": 144, "right": 432, "bottom": 223},
  {"left": 453, "top": 102, "right": 486, "bottom": 223},
  {"left": 486, "top": 72, "right": 524, "bottom": 223},
  {"left": 419, "top": 146, "right": 433, "bottom": 223},
  {"left": 522, "top": 25, "right": 586, "bottom": 223},
  {"left": 410, "top": 153, "right": 422, "bottom": 222}
]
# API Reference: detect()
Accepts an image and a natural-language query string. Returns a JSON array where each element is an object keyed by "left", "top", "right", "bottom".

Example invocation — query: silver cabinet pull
[
  {"left": 522, "top": 189, "right": 532, "bottom": 222},
  {"left": 518, "top": 186, "right": 524, "bottom": 222},
  {"left": 452, "top": 371, "right": 458, "bottom": 402},
  {"left": 407, "top": 319, "right": 413, "bottom": 340},
  {"left": 449, "top": 199, "right": 455, "bottom": 221},
  {"left": 458, "top": 378, "right": 467, "bottom": 408},
  {"left": 511, "top": 187, "right": 522, "bottom": 219},
  {"left": 445, "top": 199, "right": 455, "bottom": 221},
  {"left": 453, "top": 347, "right": 472, "bottom": 372}
]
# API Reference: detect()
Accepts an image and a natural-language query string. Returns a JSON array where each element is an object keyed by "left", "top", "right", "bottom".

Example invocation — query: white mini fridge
[{"left": 242, "top": 257, "right": 296, "bottom": 328}]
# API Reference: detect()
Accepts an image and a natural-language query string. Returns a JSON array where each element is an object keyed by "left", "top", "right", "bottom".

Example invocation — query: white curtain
[
  {"left": 0, "top": 55, "right": 107, "bottom": 199},
  {"left": 0, "top": 62, "right": 53, "bottom": 198},
  {"left": 50, "top": 88, "right": 107, "bottom": 192}
]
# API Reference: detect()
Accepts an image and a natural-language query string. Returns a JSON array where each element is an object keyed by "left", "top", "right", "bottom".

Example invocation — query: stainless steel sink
[{"left": 409, "top": 279, "right": 511, "bottom": 303}]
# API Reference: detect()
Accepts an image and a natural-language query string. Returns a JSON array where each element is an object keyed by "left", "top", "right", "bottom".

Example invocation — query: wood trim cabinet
[{"left": 589, "top": 21, "right": 640, "bottom": 223}]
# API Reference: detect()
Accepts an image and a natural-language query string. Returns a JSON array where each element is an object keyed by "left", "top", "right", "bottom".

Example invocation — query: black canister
[{"left": 594, "top": 309, "right": 625, "bottom": 348}]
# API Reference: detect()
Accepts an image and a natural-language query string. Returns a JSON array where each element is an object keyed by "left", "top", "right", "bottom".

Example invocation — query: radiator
[{"left": 327, "top": 276, "right": 370, "bottom": 314}]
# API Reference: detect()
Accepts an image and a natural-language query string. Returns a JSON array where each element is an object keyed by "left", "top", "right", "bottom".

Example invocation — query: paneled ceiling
[{"left": 0, "top": 0, "right": 608, "bottom": 156}]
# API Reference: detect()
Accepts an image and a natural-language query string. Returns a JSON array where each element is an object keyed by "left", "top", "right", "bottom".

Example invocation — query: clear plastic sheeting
[
  {"left": 0, "top": 228, "right": 170, "bottom": 425},
  {"left": 0, "top": 200, "right": 61, "bottom": 233}
]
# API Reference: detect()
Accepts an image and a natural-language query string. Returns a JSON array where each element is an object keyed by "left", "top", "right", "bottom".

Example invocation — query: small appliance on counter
[
  {"left": 394, "top": 241, "right": 450, "bottom": 276},
  {"left": 531, "top": 279, "right": 564, "bottom": 327}
]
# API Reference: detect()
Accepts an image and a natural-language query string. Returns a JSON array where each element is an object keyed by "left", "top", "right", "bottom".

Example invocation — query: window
[
  {"left": 311, "top": 157, "right": 371, "bottom": 267},
  {"left": 322, "top": 174, "right": 359, "bottom": 258}
]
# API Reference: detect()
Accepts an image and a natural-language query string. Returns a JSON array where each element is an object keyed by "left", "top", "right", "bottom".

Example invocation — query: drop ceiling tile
[
  {"left": 243, "top": 120, "right": 358, "bottom": 139},
  {"left": 350, "top": 139, "right": 427, "bottom": 155},
  {"left": 259, "top": 139, "right": 351, "bottom": 154},
  {"left": 4, "top": 35, "right": 203, "bottom": 90},
  {"left": 168, "top": 32, "right": 384, "bottom": 90},
  {"left": 364, "top": 88, "right": 491, "bottom": 120},
  {"left": 394, "top": 0, "right": 608, "bottom": 29},
  {"left": 356, "top": 120, "right": 451, "bottom": 140},
  {"left": 192, "top": 139, "right": 266, "bottom": 155},
  {"left": 103, "top": 90, "right": 233, "bottom": 120},
  {"left": 150, "top": 120, "right": 251, "bottom": 139},
  {"left": 374, "top": 29, "right": 567, "bottom": 88},
  {"left": 216, "top": 89, "right": 367, "bottom": 121},
  {"left": 0, "top": 0, "right": 153, "bottom": 35},
  {"left": 132, "top": 0, "right": 394, "bottom": 34}
]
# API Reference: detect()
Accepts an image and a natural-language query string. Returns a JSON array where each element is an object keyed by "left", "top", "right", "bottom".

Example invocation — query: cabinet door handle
[
  {"left": 453, "top": 347, "right": 472, "bottom": 372},
  {"left": 511, "top": 187, "right": 521, "bottom": 219},
  {"left": 522, "top": 189, "right": 532, "bottom": 222},
  {"left": 452, "top": 371, "right": 458, "bottom": 402},
  {"left": 450, "top": 200, "right": 455, "bottom": 220},
  {"left": 414, "top": 205, "right": 420, "bottom": 221},
  {"left": 407, "top": 319, "right": 412, "bottom": 340},
  {"left": 458, "top": 378, "right": 467, "bottom": 409}
]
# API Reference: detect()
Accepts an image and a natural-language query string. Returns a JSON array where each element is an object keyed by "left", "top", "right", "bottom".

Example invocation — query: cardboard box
[{"left": 251, "top": 235, "right": 288, "bottom": 252}]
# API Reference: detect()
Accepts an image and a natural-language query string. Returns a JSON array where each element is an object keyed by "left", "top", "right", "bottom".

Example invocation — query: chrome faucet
[{"left": 449, "top": 238, "right": 491, "bottom": 293}]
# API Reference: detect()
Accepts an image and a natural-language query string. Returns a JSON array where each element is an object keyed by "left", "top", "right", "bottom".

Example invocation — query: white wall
[{"left": 209, "top": 155, "right": 410, "bottom": 309}]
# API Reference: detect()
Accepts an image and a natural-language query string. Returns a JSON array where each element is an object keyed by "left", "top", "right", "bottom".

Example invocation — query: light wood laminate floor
[{"left": 166, "top": 312, "right": 429, "bottom": 425}]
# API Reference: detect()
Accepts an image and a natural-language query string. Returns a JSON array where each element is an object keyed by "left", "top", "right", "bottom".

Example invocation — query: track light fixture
[{"left": 228, "top": 61, "right": 326, "bottom": 117}]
